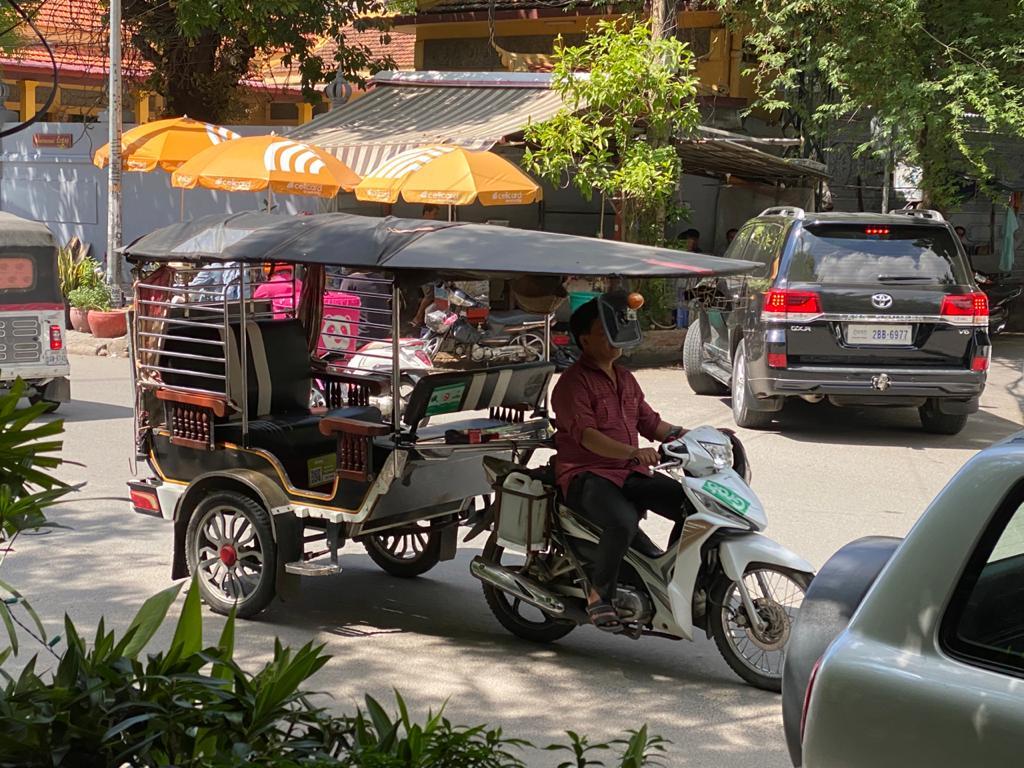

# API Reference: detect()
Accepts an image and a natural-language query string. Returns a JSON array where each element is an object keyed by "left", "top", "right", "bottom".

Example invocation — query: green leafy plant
[
  {"left": 58, "top": 245, "right": 102, "bottom": 298},
  {"left": 66, "top": 284, "right": 111, "bottom": 312},
  {"left": 714, "top": 0, "right": 1024, "bottom": 210},
  {"left": 524, "top": 19, "right": 700, "bottom": 244},
  {"left": 0, "top": 380, "right": 71, "bottom": 656},
  {"left": 0, "top": 578, "right": 670, "bottom": 767}
]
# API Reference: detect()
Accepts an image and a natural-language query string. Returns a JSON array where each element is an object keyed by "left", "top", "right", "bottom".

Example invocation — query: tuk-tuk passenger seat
[
  {"left": 402, "top": 362, "right": 554, "bottom": 441},
  {"left": 159, "top": 318, "right": 384, "bottom": 489}
]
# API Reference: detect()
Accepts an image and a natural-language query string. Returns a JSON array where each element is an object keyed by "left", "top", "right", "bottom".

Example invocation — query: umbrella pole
[{"left": 179, "top": 187, "right": 185, "bottom": 222}]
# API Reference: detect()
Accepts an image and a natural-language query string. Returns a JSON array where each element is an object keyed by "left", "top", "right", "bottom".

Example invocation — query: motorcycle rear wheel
[
  {"left": 480, "top": 533, "right": 576, "bottom": 643},
  {"left": 709, "top": 564, "right": 812, "bottom": 692}
]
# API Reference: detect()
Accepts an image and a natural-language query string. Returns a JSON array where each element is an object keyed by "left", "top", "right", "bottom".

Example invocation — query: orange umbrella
[
  {"left": 93, "top": 116, "right": 240, "bottom": 172},
  {"left": 171, "top": 135, "right": 360, "bottom": 198},
  {"left": 355, "top": 146, "right": 542, "bottom": 207}
]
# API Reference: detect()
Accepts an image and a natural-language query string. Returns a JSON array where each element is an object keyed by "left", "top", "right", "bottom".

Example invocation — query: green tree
[
  {"left": 715, "top": 0, "right": 1024, "bottom": 211},
  {"left": 119, "top": 0, "right": 396, "bottom": 123},
  {"left": 524, "top": 19, "right": 701, "bottom": 244}
]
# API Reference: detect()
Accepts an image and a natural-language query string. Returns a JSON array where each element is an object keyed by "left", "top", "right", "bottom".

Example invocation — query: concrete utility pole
[{"left": 106, "top": 0, "right": 123, "bottom": 299}]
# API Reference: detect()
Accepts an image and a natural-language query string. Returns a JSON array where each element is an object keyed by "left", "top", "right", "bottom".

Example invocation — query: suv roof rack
[
  {"left": 888, "top": 208, "right": 945, "bottom": 222},
  {"left": 759, "top": 206, "right": 805, "bottom": 219}
]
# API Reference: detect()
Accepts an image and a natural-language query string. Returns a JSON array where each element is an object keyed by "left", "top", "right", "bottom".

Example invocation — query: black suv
[{"left": 683, "top": 207, "right": 990, "bottom": 435}]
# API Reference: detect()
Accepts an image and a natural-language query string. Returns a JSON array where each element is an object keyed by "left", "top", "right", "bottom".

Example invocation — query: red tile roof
[{"left": 1, "top": 0, "right": 414, "bottom": 93}]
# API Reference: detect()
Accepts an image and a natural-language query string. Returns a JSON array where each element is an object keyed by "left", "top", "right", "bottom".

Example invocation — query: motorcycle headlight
[{"left": 698, "top": 440, "right": 733, "bottom": 470}]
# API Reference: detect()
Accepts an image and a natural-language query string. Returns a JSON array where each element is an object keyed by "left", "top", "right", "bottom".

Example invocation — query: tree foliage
[
  {"left": 715, "top": 0, "right": 1024, "bottom": 210},
  {"left": 119, "top": 0, "right": 396, "bottom": 123},
  {"left": 524, "top": 19, "right": 700, "bottom": 243}
]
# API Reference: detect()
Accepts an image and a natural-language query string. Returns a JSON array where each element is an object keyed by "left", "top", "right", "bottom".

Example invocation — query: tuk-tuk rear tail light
[
  {"left": 49, "top": 325, "right": 63, "bottom": 350},
  {"left": 130, "top": 488, "right": 160, "bottom": 514}
]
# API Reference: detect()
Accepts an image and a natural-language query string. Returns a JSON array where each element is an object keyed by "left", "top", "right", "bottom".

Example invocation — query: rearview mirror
[{"left": 597, "top": 290, "right": 643, "bottom": 349}]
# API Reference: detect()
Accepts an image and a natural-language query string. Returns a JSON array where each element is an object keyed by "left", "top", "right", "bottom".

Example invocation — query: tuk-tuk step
[{"left": 284, "top": 558, "right": 343, "bottom": 577}]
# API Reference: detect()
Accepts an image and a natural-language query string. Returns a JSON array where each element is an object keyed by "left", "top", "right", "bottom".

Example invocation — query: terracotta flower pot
[
  {"left": 87, "top": 308, "right": 128, "bottom": 338},
  {"left": 69, "top": 306, "right": 92, "bottom": 334}
]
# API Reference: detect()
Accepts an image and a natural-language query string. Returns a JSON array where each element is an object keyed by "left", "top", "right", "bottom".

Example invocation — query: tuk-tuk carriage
[
  {"left": 0, "top": 212, "right": 70, "bottom": 408},
  {"left": 123, "top": 212, "right": 755, "bottom": 618}
]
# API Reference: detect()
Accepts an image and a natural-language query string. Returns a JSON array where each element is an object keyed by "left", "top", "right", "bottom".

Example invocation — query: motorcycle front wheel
[
  {"left": 480, "top": 533, "right": 576, "bottom": 643},
  {"left": 709, "top": 564, "right": 812, "bottom": 692}
]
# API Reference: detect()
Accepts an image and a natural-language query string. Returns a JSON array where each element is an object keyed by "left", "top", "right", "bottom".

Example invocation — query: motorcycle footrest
[{"left": 284, "top": 558, "right": 343, "bottom": 577}]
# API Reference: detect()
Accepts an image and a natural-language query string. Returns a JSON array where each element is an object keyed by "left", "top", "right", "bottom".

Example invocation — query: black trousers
[{"left": 566, "top": 472, "right": 686, "bottom": 601}]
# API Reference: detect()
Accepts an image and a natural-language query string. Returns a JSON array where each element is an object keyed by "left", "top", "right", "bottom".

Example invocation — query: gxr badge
[{"left": 871, "top": 293, "right": 894, "bottom": 309}]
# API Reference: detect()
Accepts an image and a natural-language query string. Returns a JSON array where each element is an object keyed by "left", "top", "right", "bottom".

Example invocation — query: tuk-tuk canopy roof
[
  {"left": 124, "top": 212, "right": 758, "bottom": 279},
  {"left": 0, "top": 213, "right": 57, "bottom": 250}
]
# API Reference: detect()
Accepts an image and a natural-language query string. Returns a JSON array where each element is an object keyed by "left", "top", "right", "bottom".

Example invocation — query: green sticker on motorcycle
[
  {"left": 702, "top": 479, "right": 750, "bottom": 516},
  {"left": 425, "top": 383, "right": 466, "bottom": 415}
]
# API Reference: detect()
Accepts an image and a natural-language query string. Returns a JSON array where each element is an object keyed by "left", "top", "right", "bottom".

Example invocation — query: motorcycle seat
[{"left": 489, "top": 310, "right": 546, "bottom": 328}]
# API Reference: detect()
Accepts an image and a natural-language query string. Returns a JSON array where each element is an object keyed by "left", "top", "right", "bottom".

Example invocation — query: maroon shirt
[{"left": 551, "top": 356, "right": 662, "bottom": 495}]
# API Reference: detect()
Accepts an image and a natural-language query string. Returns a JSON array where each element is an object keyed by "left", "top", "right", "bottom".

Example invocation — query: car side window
[
  {"left": 742, "top": 223, "right": 783, "bottom": 279},
  {"left": 724, "top": 227, "right": 753, "bottom": 260},
  {"left": 942, "top": 483, "right": 1024, "bottom": 676}
]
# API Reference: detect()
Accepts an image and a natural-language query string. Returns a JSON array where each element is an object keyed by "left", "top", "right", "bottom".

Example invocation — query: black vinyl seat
[
  {"left": 488, "top": 310, "right": 546, "bottom": 329},
  {"left": 160, "top": 318, "right": 386, "bottom": 488}
]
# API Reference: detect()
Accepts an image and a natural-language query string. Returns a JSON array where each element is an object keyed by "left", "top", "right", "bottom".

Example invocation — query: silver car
[{"left": 782, "top": 432, "right": 1024, "bottom": 767}]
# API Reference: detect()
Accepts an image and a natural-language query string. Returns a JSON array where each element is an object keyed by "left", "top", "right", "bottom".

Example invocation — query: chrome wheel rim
[
  {"left": 372, "top": 521, "right": 431, "bottom": 562},
  {"left": 734, "top": 350, "right": 747, "bottom": 409},
  {"left": 515, "top": 333, "right": 545, "bottom": 362},
  {"left": 721, "top": 568, "right": 806, "bottom": 680},
  {"left": 490, "top": 544, "right": 562, "bottom": 626},
  {"left": 194, "top": 505, "right": 265, "bottom": 602}
]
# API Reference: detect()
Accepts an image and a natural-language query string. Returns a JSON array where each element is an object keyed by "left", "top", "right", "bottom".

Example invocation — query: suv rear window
[{"left": 788, "top": 225, "right": 967, "bottom": 286}]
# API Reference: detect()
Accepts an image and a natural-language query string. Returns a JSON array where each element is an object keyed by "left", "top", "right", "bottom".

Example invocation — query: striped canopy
[{"left": 355, "top": 145, "right": 542, "bottom": 206}]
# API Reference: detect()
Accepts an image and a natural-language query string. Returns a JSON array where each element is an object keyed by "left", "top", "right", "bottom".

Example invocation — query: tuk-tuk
[
  {"left": 0, "top": 213, "right": 70, "bottom": 408},
  {"left": 123, "top": 212, "right": 754, "bottom": 618}
]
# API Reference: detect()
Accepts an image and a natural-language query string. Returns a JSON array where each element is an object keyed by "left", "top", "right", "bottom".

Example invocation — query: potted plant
[
  {"left": 66, "top": 284, "right": 110, "bottom": 334},
  {"left": 58, "top": 241, "right": 101, "bottom": 329},
  {"left": 84, "top": 285, "right": 128, "bottom": 339}
]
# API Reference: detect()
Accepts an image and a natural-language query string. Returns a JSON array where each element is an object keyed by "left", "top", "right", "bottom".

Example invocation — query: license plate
[{"left": 845, "top": 324, "right": 913, "bottom": 346}]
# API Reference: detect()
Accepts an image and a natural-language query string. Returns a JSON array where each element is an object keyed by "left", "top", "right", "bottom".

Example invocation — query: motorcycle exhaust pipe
[{"left": 470, "top": 556, "right": 568, "bottom": 615}]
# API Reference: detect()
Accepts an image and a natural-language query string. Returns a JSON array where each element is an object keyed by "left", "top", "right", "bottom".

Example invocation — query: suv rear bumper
[{"left": 751, "top": 365, "right": 985, "bottom": 407}]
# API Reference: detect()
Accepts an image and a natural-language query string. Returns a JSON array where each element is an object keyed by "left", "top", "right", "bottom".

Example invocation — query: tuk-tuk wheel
[
  {"left": 363, "top": 520, "right": 442, "bottom": 578},
  {"left": 185, "top": 491, "right": 277, "bottom": 618},
  {"left": 28, "top": 394, "right": 60, "bottom": 412}
]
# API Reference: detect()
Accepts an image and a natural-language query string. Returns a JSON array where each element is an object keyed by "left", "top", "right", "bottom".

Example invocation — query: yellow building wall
[{"left": 406, "top": 9, "right": 757, "bottom": 101}]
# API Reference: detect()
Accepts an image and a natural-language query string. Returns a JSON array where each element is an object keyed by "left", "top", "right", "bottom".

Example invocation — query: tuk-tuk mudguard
[{"left": 170, "top": 469, "right": 294, "bottom": 584}]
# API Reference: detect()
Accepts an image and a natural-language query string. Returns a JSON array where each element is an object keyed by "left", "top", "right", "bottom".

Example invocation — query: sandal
[{"left": 587, "top": 600, "right": 623, "bottom": 633}]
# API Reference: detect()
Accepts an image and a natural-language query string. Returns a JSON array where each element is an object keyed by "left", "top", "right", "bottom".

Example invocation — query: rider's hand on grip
[{"left": 630, "top": 447, "right": 661, "bottom": 467}]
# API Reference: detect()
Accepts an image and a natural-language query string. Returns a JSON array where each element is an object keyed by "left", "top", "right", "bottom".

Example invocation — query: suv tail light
[
  {"left": 49, "top": 325, "right": 63, "bottom": 350},
  {"left": 940, "top": 292, "right": 988, "bottom": 326},
  {"left": 762, "top": 290, "right": 823, "bottom": 322},
  {"left": 800, "top": 657, "right": 823, "bottom": 743}
]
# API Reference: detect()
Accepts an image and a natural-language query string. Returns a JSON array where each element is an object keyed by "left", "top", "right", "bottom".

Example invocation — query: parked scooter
[
  {"left": 313, "top": 339, "right": 434, "bottom": 418},
  {"left": 423, "top": 288, "right": 548, "bottom": 364},
  {"left": 471, "top": 426, "right": 815, "bottom": 692},
  {"left": 974, "top": 270, "right": 1022, "bottom": 335}
]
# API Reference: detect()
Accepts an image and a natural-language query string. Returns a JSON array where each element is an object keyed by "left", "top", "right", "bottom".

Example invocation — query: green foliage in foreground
[
  {"left": 0, "top": 386, "right": 668, "bottom": 767},
  {"left": 0, "top": 580, "right": 668, "bottom": 767}
]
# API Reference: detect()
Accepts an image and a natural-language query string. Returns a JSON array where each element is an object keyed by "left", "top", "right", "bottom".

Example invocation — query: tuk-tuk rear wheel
[
  {"left": 185, "top": 491, "right": 277, "bottom": 618},
  {"left": 363, "top": 520, "right": 442, "bottom": 578}
]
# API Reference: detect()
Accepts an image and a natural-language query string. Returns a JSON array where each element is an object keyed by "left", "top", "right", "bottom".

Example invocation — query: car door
[
  {"left": 706, "top": 225, "right": 754, "bottom": 357},
  {"left": 734, "top": 222, "right": 785, "bottom": 360}
]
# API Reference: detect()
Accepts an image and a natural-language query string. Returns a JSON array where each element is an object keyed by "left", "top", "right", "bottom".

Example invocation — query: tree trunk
[{"left": 647, "top": 0, "right": 677, "bottom": 246}]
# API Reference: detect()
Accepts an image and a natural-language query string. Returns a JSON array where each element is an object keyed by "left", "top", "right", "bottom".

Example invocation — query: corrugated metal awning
[{"left": 289, "top": 71, "right": 565, "bottom": 176}]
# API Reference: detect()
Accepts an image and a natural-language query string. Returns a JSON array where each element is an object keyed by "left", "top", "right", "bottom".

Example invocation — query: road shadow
[{"left": 57, "top": 398, "right": 134, "bottom": 423}]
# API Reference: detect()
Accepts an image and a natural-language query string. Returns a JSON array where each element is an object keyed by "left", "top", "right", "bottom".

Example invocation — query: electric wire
[{"left": 0, "top": 0, "right": 58, "bottom": 137}]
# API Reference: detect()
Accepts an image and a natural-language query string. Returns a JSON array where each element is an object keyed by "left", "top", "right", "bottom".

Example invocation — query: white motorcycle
[{"left": 471, "top": 426, "right": 815, "bottom": 692}]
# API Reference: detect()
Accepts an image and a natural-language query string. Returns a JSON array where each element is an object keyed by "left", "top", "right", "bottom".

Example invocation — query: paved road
[{"left": 7, "top": 337, "right": 1023, "bottom": 767}]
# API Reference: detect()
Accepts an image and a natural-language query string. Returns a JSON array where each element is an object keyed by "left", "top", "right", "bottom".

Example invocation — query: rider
[{"left": 551, "top": 297, "right": 687, "bottom": 633}]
